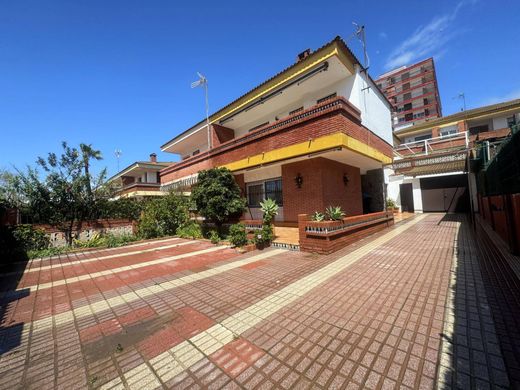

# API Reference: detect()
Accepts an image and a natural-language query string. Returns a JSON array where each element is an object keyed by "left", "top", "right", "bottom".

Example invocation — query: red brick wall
[
  {"left": 211, "top": 124, "right": 235, "bottom": 147},
  {"left": 489, "top": 195, "right": 508, "bottom": 243},
  {"left": 457, "top": 120, "right": 466, "bottom": 133},
  {"left": 160, "top": 98, "right": 393, "bottom": 184},
  {"left": 281, "top": 157, "right": 362, "bottom": 222},
  {"left": 298, "top": 212, "right": 394, "bottom": 254}
]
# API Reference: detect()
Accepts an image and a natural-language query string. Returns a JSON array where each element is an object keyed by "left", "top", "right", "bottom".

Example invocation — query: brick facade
[
  {"left": 281, "top": 157, "right": 362, "bottom": 222},
  {"left": 298, "top": 211, "right": 394, "bottom": 254},
  {"left": 160, "top": 97, "right": 392, "bottom": 184},
  {"left": 211, "top": 124, "right": 235, "bottom": 147}
]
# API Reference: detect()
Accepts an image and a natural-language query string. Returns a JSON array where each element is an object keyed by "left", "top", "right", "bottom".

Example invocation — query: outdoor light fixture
[
  {"left": 295, "top": 173, "right": 303, "bottom": 188},
  {"left": 343, "top": 174, "right": 350, "bottom": 186}
]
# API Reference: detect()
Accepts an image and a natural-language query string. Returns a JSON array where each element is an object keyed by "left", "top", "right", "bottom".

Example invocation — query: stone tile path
[{"left": 0, "top": 214, "right": 518, "bottom": 389}]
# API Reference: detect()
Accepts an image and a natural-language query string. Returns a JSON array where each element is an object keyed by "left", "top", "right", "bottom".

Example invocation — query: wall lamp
[
  {"left": 295, "top": 173, "right": 303, "bottom": 188},
  {"left": 343, "top": 174, "right": 350, "bottom": 186}
]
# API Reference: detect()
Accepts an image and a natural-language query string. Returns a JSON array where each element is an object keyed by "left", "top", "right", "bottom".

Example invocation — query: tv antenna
[
  {"left": 114, "top": 149, "right": 122, "bottom": 172},
  {"left": 353, "top": 22, "right": 369, "bottom": 71},
  {"left": 453, "top": 92, "right": 466, "bottom": 111},
  {"left": 191, "top": 72, "right": 211, "bottom": 149}
]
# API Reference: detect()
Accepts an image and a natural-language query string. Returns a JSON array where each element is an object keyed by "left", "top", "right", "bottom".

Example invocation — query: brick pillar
[
  {"left": 457, "top": 121, "right": 466, "bottom": 133},
  {"left": 431, "top": 127, "right": 440, "bottom": 138},
  {"left": 211, "top": 124, "right": 235, "bottom": 147}
]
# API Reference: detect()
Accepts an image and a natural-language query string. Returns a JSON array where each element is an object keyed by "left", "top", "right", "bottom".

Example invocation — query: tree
[
  {"left": 190, "top": 168, "right": 246, "bottom": 231},
  {"left": 79, "top": 143, "right": 102, "bottom": 197},
  {"left": 15, "top": 142, "right": 109, "bottom": 245}
]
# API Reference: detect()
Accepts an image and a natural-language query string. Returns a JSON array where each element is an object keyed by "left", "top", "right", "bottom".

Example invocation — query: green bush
[
  {"left": 208, "top": 230, "right": 220, "bottom": 245},
  {"left": 12, "top": 224, "right": 50, "bottom": 251},
  {"left": 138, "top": 193, "right": 189, "bottom": 239},
  {"left": 191, "top": 168, "right": 246, "bottom": 231},
  {"left": 105, "top": 233, "right": 139, "bottom": 248},
  {"left": 228, "top": 223, "right": 248, "bottom": 247},
  {"left": 176, "top": 221, "right": 203, "bottom": 239},
  {"left": 253, "top": 224, "right": 273, "bottom": 248},
  {"left": 27, "top": 246, "right": 65, "bottom": 259}
]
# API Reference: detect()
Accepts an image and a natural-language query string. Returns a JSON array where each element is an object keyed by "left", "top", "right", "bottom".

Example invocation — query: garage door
[{"left": 420, "top": 174, "right": 469, "bottom": 212}]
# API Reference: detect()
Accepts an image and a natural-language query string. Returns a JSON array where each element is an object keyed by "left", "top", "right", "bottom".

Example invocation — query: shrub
[
  {"left": 27, "top": 246, "right": 65, "bottom": 259},
  {"left": 105, "top": 233, "right": 139, "bottom": 248},
  {"left": 208, "top": 230, "right": 220, "bottom": 245},
  {"left": 311, "top": 211, "right": 325, "bottom": 222},
  {"left": 253, "top": 224, "right": 273, "bottom": 248},
  {"left": 191, "top": 168, "right": 246, "bottom": 231},
  {"left": 228, "top": 224, "right": 248, "bottom": 247},
  {"left": 259, "top": 198, "right": 278, "bottom": 224},
  {"left": 176, "top": 221, "right": 203, "bottom": 239},
  {"left": 12, "top": 224, "right": 50, "bottom": 251},
  {"left": 386, "top": 198, "right": 397, "bottom": 209},
  {"left": 138, "top": 193, "right": 189, "bottom": 239},
  {"left": 325, "top": 205, "right": 345, "bottom": 221}
]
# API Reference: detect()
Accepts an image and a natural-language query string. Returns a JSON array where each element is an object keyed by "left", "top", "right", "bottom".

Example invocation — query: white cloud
[
  {"left": 378, "top": 32, "right": 388, "bottom": 40},
  {"left": 384, "top": 1, "right": 471, "bottom": 70},
  {"left": 480, "top": 88, "right": 520, "bottom": 106}
]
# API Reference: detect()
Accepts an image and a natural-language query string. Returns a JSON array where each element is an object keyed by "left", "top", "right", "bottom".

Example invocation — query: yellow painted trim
[
  {"left": 121, "top": 191, "right": 166, "bottom": 198},
  {"left": 220, "top": 132, "right": 392, "bottom": 172}
]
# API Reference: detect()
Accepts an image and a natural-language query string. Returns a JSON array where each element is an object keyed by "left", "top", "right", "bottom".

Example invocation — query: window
[
  {"left": 317, "top": 93, "right": 337, "bottom": 104},
  {"left": 423, "top": 98, "right": 429, "bottom": 106},
  {"left": 192, "top": 149, "right": 200, "bottom": 156},
  {"left": 246, "top": 178, "right": 283, "bottom": 207},
  {"left": 248, "top": 122, "right": 269, "bottom": 133},
  {"left": 403, "top": 92, "right": 412, "bottom": 101},
  {"left": 247, "top": 184, "right": 264, "bottom": 207},
  {"left": 440, "top": 128, "right": 457, "bottom": 138},
  {"left": 403, "top": 103, "right": 412, "bottom": 111},
  {"left": 289, "top": 106, "right": 303, "bottom": 115},
  {"left": 424, "top": 108, "right": 430, "bottom": 116},
  {"left": 414, "top": 133, "right": 432, "bottom": 142},
  {"left": 402, "top": 83, "right": 411, "bottom": 91},
  {"left": 401, "top": 72, "right": 410, "bottom": 81},
  {"left": 265, "top": 178, "right": 283, "bottom": 206},
  {"left": 507, "top": 116, "right": 517, "bottom": 128}
]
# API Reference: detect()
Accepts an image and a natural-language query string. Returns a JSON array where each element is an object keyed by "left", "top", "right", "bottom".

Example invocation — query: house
[
  {"left": 159, "top": 36, "right": 394, "bottom": 222},
  {"left": 108, "top": 153, "right": 172, "bottom": 199},
  {"left": 375, "top": 58, "right": 442, "bottom": 130},
  {"left": 386, "top": 98, "right": 520, "bottom": 213}
]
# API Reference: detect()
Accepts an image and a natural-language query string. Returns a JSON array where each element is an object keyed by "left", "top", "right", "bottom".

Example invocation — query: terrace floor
[{"left": 0, "top": 213, "right": 518, "bottom": 389}]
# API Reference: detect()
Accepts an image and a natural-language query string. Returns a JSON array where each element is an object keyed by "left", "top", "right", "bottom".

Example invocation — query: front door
[{"left": 400, "top": 183, "right": 415, "bottom": 212}]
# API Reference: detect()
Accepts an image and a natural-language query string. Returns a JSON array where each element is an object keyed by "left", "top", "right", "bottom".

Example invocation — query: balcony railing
[
  {"left": 394, "top": 131, "right": 469, "bottom": 159},
  {"left": 161, "top": 96, "right": 365, "bottom": 177},
  {"left": 117, "top": 182, "right": 161, "bottom": 195}
]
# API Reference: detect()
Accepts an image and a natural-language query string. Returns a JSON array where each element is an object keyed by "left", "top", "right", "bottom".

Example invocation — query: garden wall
[
  {"left": 298, "top": 211, "right": 394, "bottom": 254},
  {"left": 34, "top": 219, "right": 136, "bottom": 247}
]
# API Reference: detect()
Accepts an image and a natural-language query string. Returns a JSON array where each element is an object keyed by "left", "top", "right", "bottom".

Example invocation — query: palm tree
[{"left": 79, "top": 143, "right": 102, "bottom": 197}]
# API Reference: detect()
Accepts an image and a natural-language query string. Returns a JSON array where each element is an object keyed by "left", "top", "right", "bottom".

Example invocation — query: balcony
[
  {"left": 394, "top": 132, "right": 469, "bottom": 158},
  {"left": 161, "top": 96, "right": 393, "bottom": 184},
  {"left": 117, "top": 182, "right": 162, "bottom": 197}
]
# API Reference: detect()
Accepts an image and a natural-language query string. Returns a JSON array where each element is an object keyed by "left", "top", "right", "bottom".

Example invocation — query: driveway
[{"left": 0, "top": 215, "right": 514, "bottom": 389}]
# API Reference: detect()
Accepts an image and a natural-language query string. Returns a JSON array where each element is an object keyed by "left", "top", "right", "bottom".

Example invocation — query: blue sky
[{"left": 1, "top": 0, "right": 519, "bottom": 176}]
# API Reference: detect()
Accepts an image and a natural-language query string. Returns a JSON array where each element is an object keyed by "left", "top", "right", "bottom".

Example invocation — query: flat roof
[{"left": 394, "top": 98, "right": 520, "bottom": 136}]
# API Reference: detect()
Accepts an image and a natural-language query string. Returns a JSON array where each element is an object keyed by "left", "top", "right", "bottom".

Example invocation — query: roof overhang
[
  {"left": 107, "top": 162, "right": 171, "bottom": 183},
  {"left": 161, "top": 37, "right": 387, "bottom": 154}
]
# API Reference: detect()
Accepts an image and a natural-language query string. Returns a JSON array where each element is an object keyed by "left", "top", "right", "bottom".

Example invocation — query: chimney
[
  {"left": 296, "top": 49, "right": 311, "bottom": 62},
  {"left": 150, "top": 153, "right": 157, "bottom": 163}
]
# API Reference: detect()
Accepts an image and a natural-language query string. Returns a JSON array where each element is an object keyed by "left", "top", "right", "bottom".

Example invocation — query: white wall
[
  {"left": 339, "top": 65, "right": 393, "bottom": 145},
  {"left": 492, "top": 116, "right": 508, "bottom": 130},
  {"left": 384, "top": 168, "right": 423, "bottom": 213}
]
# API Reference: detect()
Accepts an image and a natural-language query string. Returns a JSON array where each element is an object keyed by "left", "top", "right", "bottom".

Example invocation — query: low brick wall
[
  {"left": 298, "top": 211, "right": 394, "bottom": 254},
  {"left": 479, "top": 194, "right": 520, "bottom": 254},
  {"left": 34, "top": 219, "right": 136, "bottom": 247}
]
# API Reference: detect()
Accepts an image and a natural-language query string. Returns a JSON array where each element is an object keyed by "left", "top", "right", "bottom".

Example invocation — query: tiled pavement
[{"left": 0, "top": 214, "right": 518, "bottom": 389}]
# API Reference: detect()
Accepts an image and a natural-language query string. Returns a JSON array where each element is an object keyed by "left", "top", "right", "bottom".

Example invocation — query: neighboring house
[
  {"left": 385, "top": 98, "right": 520, "bottom": 213},
  {"left": 108, "top": 153, "right": 172, "bottom": 199},
  {"left": 159, "top": 36, "right": 394, "bottom": 222},
  {"left": 376, "top": 58, "right": 442, "bottom": 131}
]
